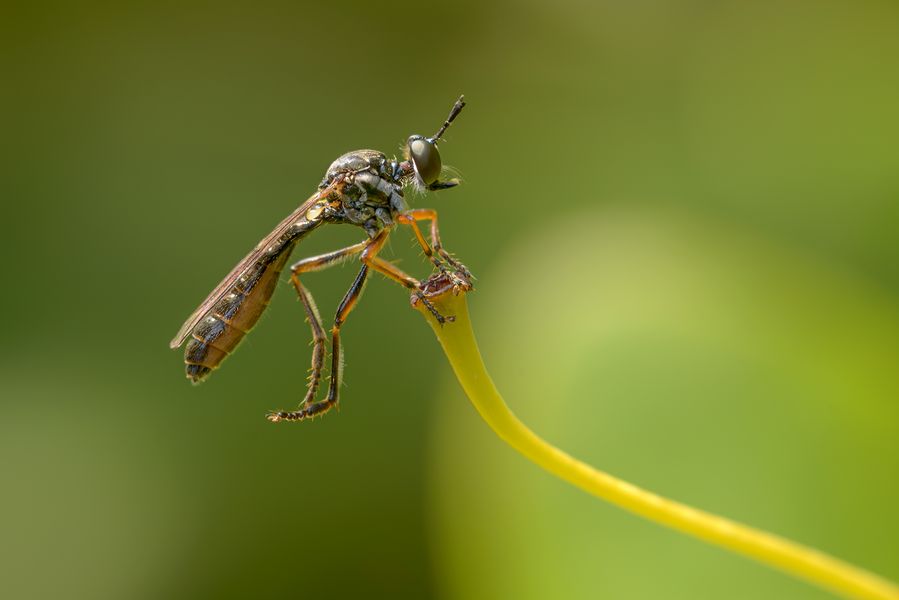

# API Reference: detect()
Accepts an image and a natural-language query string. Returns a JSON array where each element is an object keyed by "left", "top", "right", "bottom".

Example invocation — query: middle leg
[
  {"left": 362, "top": 229, "right": 452, "bottom": 324},
  {"left": 268, "top": 228, "right": 456, "bottom": 424}
]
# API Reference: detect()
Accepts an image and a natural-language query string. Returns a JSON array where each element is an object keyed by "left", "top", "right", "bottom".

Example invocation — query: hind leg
[{"left": 267, "top": 241, "right": 366, "bottom": 422}]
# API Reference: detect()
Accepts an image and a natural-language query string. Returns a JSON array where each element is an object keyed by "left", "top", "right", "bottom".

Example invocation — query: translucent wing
[{"left": 169, "top": 183, "right": 335, "bottom": 349}]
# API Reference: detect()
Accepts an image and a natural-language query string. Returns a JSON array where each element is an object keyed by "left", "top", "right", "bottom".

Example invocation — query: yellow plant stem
[{"left": 413, "top": 284, "right": 899, "bottom": 600}]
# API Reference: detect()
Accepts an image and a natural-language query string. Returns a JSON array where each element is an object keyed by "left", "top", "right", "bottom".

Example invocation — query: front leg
[{"left": 397, "top": 208, "right": 472, "bottom": 284}]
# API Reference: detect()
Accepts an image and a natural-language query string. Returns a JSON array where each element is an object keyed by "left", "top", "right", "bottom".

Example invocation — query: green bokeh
[
  {"left": 1, "top": 1, "right": 897, "bottom": 599},
  {"left": 429, "top": 210, "right": 899, "bottom": 599}
]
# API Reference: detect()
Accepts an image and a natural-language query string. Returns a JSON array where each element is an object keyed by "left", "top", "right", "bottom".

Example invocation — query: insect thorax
[{"left": 320, "top": 149, "right": 407, "bottom": 233}]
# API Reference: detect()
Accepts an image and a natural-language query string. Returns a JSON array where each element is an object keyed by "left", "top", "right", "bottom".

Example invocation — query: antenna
[{"left": 428, "top": 95, "right": 466, "bottom": 144}]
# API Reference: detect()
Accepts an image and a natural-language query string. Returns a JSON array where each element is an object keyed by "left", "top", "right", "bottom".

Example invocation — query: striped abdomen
[{"left": 182, "top": 220, "right": 320, "bottom": 383}]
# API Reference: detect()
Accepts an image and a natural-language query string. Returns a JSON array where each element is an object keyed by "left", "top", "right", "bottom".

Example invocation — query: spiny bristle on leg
[{"left": 266, "top": 400, "right": 338, "bottom": 423}]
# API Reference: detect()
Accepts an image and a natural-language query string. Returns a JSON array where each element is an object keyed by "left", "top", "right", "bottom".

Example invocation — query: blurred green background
[{"left": 2, "top": 1, "right": 898, "bottom": 598}]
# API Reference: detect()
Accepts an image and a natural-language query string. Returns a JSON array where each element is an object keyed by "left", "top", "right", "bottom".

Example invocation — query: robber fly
[{"left": 170, "top": 96, "right": 471, "bottom": 422}]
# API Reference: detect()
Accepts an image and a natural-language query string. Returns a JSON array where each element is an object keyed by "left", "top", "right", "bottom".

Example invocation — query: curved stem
[{"left": 412, "top": 282, "right": 899, "bottom": 600}]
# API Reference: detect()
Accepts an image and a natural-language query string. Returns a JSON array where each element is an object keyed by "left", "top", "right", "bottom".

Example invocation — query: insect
[{"left": 170, "top": 96, "right": 471, "bottom": 423}]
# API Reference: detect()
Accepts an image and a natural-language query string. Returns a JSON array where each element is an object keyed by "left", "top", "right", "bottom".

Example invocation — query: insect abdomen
[{"left": 183, "top": 244, "right": 297, "bottom": 383}]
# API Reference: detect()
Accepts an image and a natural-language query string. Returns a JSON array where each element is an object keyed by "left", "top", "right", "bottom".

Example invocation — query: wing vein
[{"left": 169, "top": 183, "right": 336, "bottom": 348}]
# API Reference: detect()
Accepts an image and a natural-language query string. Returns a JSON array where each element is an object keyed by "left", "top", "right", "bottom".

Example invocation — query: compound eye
[{"left": 407, "top": 135, "right": 442, "bottom": 185}]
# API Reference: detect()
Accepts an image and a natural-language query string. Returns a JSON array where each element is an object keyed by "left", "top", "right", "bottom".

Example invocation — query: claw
[
  {"left": 412, "top": 267, "right": 473, "bottom": 318},
  {"left": 267, "top": 399, "right": 337, "bottom": 422}
]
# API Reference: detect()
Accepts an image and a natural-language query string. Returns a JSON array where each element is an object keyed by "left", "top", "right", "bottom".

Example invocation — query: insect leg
[
  {"left": 287, "top": 233, "right": 452, "bottom": 419},
  {"left": 267, "top": 241, "right": 367, "bottom": 423},
  {"left": 396, "top": 212, "right": 447, "bottom": 275},
  {"left": 324, "top": 264, "right": 369, "bottom": 410},
  {"left": 361, "top": 230, "right": 451, "bottom": 325},
  {"left": 273, "top": 264, "right": 371, "bottom": 422},
  {"left": 398, "top": 209, "right": 472, "bottom": 279}
]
